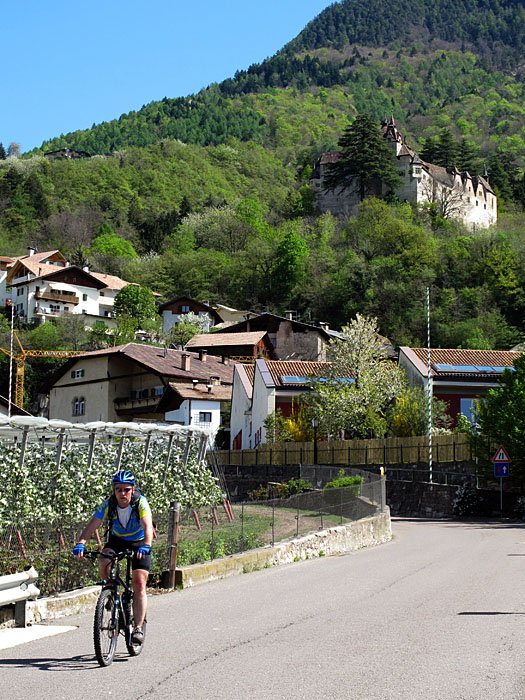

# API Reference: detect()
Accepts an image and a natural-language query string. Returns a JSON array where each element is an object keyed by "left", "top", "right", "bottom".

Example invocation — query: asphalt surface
[{"left": 3, "top": 517, "right": 525, "bottom": 700}]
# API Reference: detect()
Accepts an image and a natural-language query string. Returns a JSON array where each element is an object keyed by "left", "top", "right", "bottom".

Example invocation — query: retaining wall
[{"left": 177, "top": 507, "right": 391, "bottom": 588}]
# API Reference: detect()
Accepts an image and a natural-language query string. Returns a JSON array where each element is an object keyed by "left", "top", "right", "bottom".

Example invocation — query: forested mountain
[
  {"left": 33, "top": 0, "right": 525, "bottom": 158},
  {"left": 0, "top": 0, "right": 524, "bottom": 364}
]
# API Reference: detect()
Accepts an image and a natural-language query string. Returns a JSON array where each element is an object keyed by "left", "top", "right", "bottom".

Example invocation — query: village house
[
  {"left": 0, "top": 256, "right": 14, "bottom": 309},
  {"left": 311, "top": 116, "right": 497, "bottom": 230},
  {"left": 230, "top": 359, "right": 331, "bottom": 449},
  {"left": 398, "top": 347, "right": 522, "bottom": 425},
  {"left": 186, "top": 330, "right": 277, "bottom": 361},
  {"left": 6, "top": 248, "right": 135, "bottom": 327},
  {"left": 216, "top": 312, "right": 334, "bottom": 362},
  {"left": 43, "top": 343, "right": 235, "bottom": 437},
  {"left": 159, "top": 296, "right": 223, "bottom": 335}
]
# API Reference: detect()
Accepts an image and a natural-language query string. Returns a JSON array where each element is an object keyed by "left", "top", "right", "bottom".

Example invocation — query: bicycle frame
[{"left": 89, "top": 550, "right": 135, "bottom": 643}]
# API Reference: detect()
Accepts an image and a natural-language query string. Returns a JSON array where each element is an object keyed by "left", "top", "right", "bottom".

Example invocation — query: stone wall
[{"left": 177, "top": 508, "right": 392, "bottom": 588}]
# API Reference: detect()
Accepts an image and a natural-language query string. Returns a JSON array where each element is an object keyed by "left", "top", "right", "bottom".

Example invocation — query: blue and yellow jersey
[{"left": 94, "top": 495, "right": 151, "bottom": 541}]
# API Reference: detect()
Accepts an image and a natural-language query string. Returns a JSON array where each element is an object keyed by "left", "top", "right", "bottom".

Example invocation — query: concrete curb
[{"left": 3, "top": 508, "right": 391, "bottom": 627}]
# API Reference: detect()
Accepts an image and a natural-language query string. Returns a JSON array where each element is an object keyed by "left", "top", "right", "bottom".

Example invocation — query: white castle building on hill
[{"left": 311, "top": 117, "right": 497, "bottom": 230}]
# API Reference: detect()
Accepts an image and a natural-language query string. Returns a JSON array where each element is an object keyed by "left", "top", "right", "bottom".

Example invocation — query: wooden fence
[{"left": 214, "top": 433, "right": 474, "bottom": 467}]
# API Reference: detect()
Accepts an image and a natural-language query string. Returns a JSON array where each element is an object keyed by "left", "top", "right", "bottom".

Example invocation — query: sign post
[{"left": 492, "top": 446, "right": 511, "bottom": 516}]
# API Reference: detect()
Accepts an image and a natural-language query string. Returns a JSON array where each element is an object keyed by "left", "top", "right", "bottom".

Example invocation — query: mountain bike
[{"left": 86, "top": 549, "right": 147, "bottom": 667}]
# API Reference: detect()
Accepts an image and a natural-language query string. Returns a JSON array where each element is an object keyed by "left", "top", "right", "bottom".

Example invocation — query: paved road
[{"left": 3, "top": 518, "right": 525, "bottom": 700}]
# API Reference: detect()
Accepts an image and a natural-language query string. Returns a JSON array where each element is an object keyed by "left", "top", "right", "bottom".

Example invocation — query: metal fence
[
  {"left": 0, "top": 474, "right": 385, "bottom": 595},
  {"left": 177, "top": 477, "right": 385, "bottom": 566}
]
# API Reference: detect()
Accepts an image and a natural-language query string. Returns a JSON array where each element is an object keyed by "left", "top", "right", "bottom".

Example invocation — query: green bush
[{"left": 324, "top": 470, "right": 363, "bottom": 492}]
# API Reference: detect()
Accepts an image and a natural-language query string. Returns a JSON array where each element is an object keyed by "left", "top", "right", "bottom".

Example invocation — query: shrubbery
[{"left": 324, "top": 470, "right": 363, "bottom": 492}]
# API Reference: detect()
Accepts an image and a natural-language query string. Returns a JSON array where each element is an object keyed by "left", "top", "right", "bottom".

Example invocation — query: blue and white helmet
[{"left": 112, "top": 470, "right": 135, "bottom": 485}]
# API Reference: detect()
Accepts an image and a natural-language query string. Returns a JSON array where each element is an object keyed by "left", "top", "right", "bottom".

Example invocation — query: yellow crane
[{"left": 0, "top": 331, "right": 84, "bottom": 408}]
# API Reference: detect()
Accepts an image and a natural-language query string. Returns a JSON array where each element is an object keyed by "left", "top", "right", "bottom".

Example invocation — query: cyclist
[{"left": 73, "top": 470, "right": 153, "bottom": 644}]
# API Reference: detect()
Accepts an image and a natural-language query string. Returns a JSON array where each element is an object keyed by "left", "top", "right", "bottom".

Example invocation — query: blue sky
[{"left": 4, "top": 1, "right": 332, "bottom": 153}]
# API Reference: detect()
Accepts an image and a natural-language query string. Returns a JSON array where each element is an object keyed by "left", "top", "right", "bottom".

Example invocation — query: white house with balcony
[
  {"left": 6, "top": 248, "right": 133, "bottom": 327},
  {"left": 42, "top": 344, "right": 234, "bottom": 443}
]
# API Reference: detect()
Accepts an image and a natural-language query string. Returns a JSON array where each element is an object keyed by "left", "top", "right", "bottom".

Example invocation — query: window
[
  {"left": 50, "top": 304, "right": 60, "bottom": 312},
  {"left": 199, "top": 412, "right": 212, "bottom": 423},
  {"left": 72, "top": 397, "right": 85, "bottom": 416},
  {"left": 17, "top": 287, "right": 23, "bottom": 296},
  {"left": 83, "top": 293, "right": 88, "bottom": 301},
  {"left": 460, "top": 398, "right": 476, "bottom": 423},
  {"left": 70, "top": 369, "right": 85, "bottom": 379},
  {"left": 181, "top": 305, "right": 190, "bottom": 313}
]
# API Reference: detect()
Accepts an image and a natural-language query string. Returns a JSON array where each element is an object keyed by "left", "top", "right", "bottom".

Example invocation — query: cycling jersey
[{"left": 93, "top": 495, "right": 151, "bottom": 541}]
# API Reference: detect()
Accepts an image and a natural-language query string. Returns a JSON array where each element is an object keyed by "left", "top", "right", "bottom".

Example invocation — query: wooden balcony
[
  {"left": 35, "top": 289, "right": 79, "bottom": 304},
  {"left": 114, "top": 394, "right": 161, "bottom": 415}
]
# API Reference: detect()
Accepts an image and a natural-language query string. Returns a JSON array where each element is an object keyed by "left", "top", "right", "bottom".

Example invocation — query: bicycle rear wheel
[
  {"left": 125, "top": 600, "right": 146, "bottom": 657},
  {"left": 93, "top": 588, "right": 119, "bottom": 667}
]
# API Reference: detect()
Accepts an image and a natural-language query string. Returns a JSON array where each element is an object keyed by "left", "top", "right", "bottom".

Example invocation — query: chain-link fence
[
  {"left": 1, "top": 475, "right": 385, "bottom": 595},
  {"left": 174, "top": 476, "right": 384, "bottom": 566},
  {"left": 0, "top": 512, "right": 171, "bottom": 597}
]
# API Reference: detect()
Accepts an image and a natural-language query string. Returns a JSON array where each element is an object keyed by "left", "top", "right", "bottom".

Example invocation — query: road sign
[
  {"left": 492, "top": 445, "right": 511, "bottom": 463},
  {"left": 494, "top": 462, "right": 510, "bottom": 478}
]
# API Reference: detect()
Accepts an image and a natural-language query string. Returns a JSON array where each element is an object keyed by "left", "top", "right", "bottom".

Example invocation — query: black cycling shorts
[{"left": 102, "top": 535, "right": 151, "bottom": 572}]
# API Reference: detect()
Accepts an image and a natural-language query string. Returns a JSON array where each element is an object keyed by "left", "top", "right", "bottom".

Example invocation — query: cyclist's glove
[
  {"left": 137, "top": 545, "right": 151, "bottom": 557},
  {"left": 73, "top": 543, "right": 85, "bottom": 556}
]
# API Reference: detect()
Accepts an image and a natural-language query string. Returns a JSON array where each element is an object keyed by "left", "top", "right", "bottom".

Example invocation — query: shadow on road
[
  {"left": 393, "top": 517, "right": 525, "bottom": 530},
  {"left": 0, "top": 653, "right": 129, "bottom": 671},
  {"left": 458, "top": 611, "right": 525, "bottom": 615}
]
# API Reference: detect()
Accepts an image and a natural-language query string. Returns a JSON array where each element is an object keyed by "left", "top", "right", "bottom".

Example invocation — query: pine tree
[
  {"left": 434, "top": 128, "right": 457, "bottom": 168},
  {"left": 456, "top": 139, "right": 479, "bottom": 173},
  {"left": 323, "top": 114, "right": 401, "bottom": 201},
  {"left": 0, "top": 143, "right": 6, "bottom": 160}
]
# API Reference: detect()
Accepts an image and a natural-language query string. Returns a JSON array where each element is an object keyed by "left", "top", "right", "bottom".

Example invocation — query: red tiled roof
[
  {"left": 262, "top": 360, "right": 331, "bottom": 386},
  {"left": 167, "top": 382, "right": 232, "bottom": 401},
  {"left": 44, "top": 343, "right": 235, "bottom": 390},
  {"left": 410, "top": 348, "right": 521, "bottom": 377}
]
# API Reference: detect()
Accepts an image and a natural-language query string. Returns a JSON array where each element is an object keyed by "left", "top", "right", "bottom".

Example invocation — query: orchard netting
[{"left": 0, "top": 415, "right": 225, "bottom": 527}]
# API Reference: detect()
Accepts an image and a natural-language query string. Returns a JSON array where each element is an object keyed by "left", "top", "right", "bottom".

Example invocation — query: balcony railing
[
  {"left": 35, "top": 289, "right": 79, "bottom": 304},
  {"left": 114, "top": 395, "right": 161, "bottom": 413}
]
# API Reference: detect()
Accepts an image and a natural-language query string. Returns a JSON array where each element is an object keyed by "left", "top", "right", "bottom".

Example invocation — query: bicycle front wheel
[{"left": 93, "top": 588, "right": 119, "bottom": 667}]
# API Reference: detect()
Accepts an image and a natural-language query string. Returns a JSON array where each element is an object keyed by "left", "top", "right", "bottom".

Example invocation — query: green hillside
[
  {"left": 33, "top": 0, "right": 525, "bottom": 160},
  {"left": 0, "top": 0, "right": 524, "bottom": 359}
]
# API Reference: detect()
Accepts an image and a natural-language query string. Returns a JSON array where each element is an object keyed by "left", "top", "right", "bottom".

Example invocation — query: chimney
[
  {"left": 83, "top": 265, "right": 89, "bottom": 272},
  {"left": 210, "top": 376, "right": 221, "bottom": 386},
  {"left": 28, "top": 246, "right": 35, "bottom": 257},
  {"left": 221, "top": 355, "right": 230, "bottom": 365},
  {"left": 207, "top": 383, "right": 213, "bottom": 394},
  {"left": 192, "top": 379, "right": 198, "bottom": 389},
  {"left": 199, "top": 349, "right": 207, "bottom": 362},
  {"left": 285, "top": 310, "right": 294, "bottom": 321},
  {"left": 181, "top": 353, "right": 191, "bottom": 371}
]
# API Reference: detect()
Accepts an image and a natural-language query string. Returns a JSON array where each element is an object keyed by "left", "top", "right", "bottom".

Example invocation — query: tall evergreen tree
[
  {"left": 434, "top": 128, "right": 457, "bottom": 168},
  {"left": 456, "top": 139, "right": 479, "bottom": 173},
  {"left": 0, "top": 143, "right": 6, "bottom": 160},
  {"left": 323, "top": 114, "right": 401, "bottom": 201}
]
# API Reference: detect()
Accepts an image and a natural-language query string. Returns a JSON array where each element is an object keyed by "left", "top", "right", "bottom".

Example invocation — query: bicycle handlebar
[{"left": 85, "top": 549, "right": 134, "bottom": 562}]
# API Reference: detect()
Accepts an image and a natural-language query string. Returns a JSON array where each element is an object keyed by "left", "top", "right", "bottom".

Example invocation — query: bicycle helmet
[{"left": 112, "top": 470, "right": 135, "bottom": 485}]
